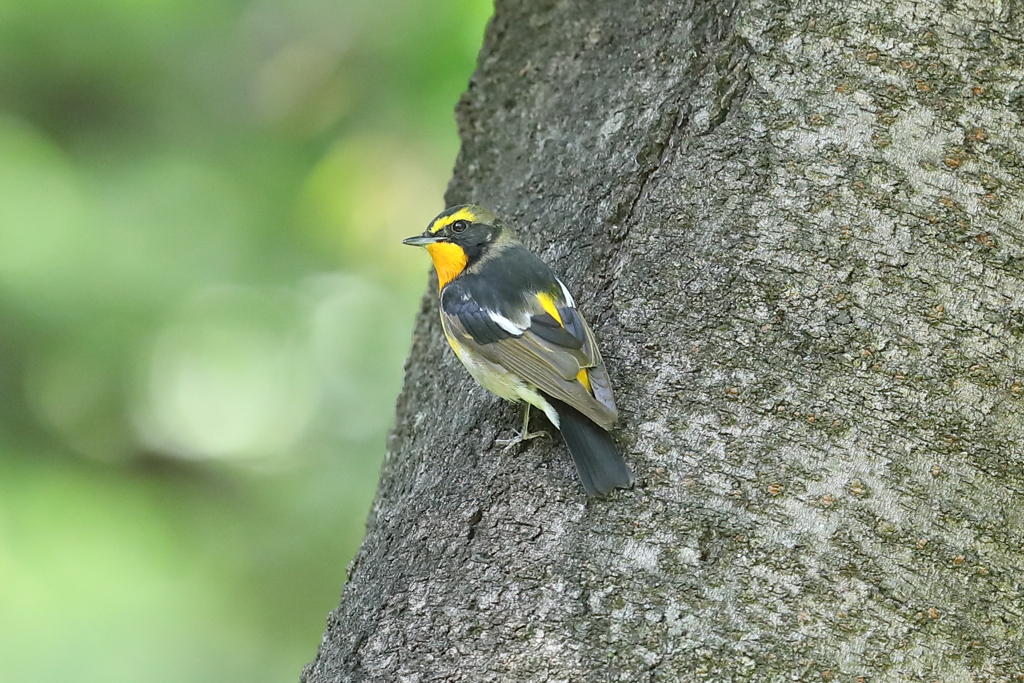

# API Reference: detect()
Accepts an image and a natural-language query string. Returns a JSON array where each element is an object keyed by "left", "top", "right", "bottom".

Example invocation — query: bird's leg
[{"left": 495, "top": 404, "right": 549, "bottom": 449}]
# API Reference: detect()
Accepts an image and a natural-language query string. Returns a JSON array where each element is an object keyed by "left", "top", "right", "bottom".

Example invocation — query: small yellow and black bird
[{"left": 403, "top": 204, "right": 633, "bottom": 496}]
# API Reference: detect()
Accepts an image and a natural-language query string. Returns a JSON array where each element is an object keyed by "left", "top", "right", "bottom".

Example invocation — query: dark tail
[{"left": 548, "top": 398, "right": 634, "bottom": 497}]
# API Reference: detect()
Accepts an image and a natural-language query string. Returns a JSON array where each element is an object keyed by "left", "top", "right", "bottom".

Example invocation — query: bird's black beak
[{"left": 402, "top": 234, "right": 443, "bottom": 247}]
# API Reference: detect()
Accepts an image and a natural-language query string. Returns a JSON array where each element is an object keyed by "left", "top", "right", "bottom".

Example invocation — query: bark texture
[{"left": 305, "top": 0, "right": 1024, "bottom": 680}]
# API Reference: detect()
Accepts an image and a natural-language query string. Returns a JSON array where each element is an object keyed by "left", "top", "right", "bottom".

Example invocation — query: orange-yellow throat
[{"left": 425, "top": 242, "right": 468, "bottom": 290}]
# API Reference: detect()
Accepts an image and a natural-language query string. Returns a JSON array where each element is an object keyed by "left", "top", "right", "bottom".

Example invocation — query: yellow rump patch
[
  {"left": 429, "top": 207, "right": 478, "bottom": 234},
  {"left": 576, "top": 368, "right": 592, "bottom": 393},
  {"left": 425, "top": 242, "right": 468, "bottom": 290},
  {"left": 536, "top": 292, "right": 563, "bottom": 326}
]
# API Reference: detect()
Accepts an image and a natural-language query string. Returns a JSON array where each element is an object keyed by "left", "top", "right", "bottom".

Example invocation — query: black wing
[{"left": 441, "top": 278, "right": 618, "bottom": 429}]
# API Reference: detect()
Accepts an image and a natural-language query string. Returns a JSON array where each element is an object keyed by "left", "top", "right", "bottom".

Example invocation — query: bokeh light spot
[{"left": 135, "top": 286, "right": 318, "bottom": 463}]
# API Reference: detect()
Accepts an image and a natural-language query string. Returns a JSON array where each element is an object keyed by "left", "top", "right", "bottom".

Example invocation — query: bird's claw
[{"left": 496, "top": 429, "right": 549, "bottom": 450}]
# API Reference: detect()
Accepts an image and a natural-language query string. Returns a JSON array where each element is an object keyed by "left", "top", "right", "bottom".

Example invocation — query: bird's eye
[{"left": 451, "top": 220, "right": 469, "bottom": 233}]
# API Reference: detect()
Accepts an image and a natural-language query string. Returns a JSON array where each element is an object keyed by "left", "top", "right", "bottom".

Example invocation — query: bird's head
[{"left": 403, "top": 205, "right": 512, "bottom": 288}]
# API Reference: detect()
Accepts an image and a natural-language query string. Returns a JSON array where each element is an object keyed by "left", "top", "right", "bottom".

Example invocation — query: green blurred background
[{"left": 0, "top": 0, "right": 491, "bottom": 680}]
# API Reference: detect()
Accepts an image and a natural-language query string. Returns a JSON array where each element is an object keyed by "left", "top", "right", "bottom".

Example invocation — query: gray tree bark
[{"left": 304, "top": 0, "right": 1024, "bottom": 680}]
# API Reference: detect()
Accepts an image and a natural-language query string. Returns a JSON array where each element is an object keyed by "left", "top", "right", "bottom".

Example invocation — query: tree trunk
[{"left": 304, "top": 0, "right": 1024, "bottom": 680}]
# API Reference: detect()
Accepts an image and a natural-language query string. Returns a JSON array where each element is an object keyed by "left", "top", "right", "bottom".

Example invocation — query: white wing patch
[
  {"left": 486, "top": 310, "right": 526, "bottom": 336},
  {"left": 556, "top": 278, "right": 575, "bottom": 307}
]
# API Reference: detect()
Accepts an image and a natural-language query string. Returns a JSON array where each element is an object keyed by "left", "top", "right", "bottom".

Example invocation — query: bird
[{"left": 403, "top": 204, "right": 633, "bottom": 497}]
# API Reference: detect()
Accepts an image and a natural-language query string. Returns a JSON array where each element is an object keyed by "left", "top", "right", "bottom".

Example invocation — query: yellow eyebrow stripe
[
  {"left": 429, "top": 207, "right": 478, "bottom": 233},
  {"left": 536, "top": 292, "right": 563, "bottom": 326}
]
